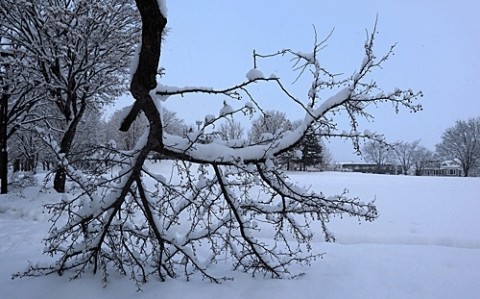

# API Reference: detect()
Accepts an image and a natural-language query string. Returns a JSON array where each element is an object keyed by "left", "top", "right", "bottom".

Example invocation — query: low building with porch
[{"left": 420, "top": 160, "right": 463, "bottom": 177}]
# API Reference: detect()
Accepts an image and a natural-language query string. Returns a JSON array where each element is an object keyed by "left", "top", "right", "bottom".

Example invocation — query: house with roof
[{"left": 420, "top": 160, "right": 463, "bottom": 177}]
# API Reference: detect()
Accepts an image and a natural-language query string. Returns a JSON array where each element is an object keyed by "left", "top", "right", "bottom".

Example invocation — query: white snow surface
[{"left": 1, "top": 162, "right": 480, "bottom": 298}]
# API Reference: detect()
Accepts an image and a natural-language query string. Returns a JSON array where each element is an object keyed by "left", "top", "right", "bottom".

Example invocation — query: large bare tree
[
  {"left": 15, "top": 1, "right": 422, "bottom": 285},
  {"left": 0, "top": 0, "right": 140, "bottom": 192},
  {"left": 436, "top": 117, "right": 480, "bottom": 177}
]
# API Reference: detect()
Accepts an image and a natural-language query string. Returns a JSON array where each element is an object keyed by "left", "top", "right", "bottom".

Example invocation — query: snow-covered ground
[{"left": 1, "top": 162, "right": 479, "bottom": 299}]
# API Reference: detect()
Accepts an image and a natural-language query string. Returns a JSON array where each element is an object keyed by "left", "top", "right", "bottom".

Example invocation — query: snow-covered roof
[{"left": 440, "top": 159, "right": 461, "bottom": 169}]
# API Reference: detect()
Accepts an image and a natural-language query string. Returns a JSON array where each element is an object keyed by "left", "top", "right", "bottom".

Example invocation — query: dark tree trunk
[
  {"left": 0, "top": 151, "right": 7, "bottom": 193},
  {"left": 53, "top": 168, "right": 67, "bottom": 192},
  {"left": 53, "top": 101, "right": 87, "bottom": 193},
  {"left": 121, "top": 0, "right": 166, "bottom": 133}
]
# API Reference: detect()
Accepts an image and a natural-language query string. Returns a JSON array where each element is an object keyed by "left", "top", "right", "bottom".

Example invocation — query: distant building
[
  {"left": 334, "top": 160, "right": 466, "bottom": 177},
  {"left": 420, "top": 160, "right": 463, "bottom": 177},
  {"left": 335, "top": 162, "right": 400, "bottom": 175}
]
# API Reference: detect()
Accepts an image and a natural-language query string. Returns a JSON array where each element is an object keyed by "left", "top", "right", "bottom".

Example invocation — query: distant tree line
[
  {"left": 246, "top": 110, "right": 331, "bottom": 171},
  {"left": 360, "top": 116, "right": 480, "bottom": 177}
]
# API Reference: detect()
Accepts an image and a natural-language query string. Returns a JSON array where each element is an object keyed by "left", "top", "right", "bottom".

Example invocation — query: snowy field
[{"left": 1, "top": 161, "right": 479, "bottom": 299}]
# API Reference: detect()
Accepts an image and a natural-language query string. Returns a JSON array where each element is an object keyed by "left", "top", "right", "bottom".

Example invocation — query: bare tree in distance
[
  {"left": 248, "top": 110, "right": 292, "bottom": 144},
  {"left": 15, "top": 1, "right": 422, "bottom": 286},
  {"left": 321, "top": 141, "right": 335, "bottom": 170},
  {"left": 394, "top": 140, "right": 420, "bottom": 175},
  {"left": 105, "top": 107, "right": 148, "bottom": 150},
  {"left": 436, "top": 117, "right": 480, "bottom": 177},
  {"left": 218, "top": 118, "right": 245, "bottom": 141},
  {"left": 362, "top": 140, "right": 395, "bottom": 172},
  {"left": 105, "top": 106, "right": 185, "bottom": 150},
  {"left": 412, "top": 145, "right": 435, "bottom": 176}
]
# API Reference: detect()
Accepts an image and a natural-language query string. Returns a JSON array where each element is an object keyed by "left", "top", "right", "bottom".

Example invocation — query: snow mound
[{"left": 246, "top": 68, "right": 264, "bottom": 80}]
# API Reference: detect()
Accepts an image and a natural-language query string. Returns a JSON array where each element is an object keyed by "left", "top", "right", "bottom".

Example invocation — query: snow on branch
[{"left": 155, "top": 77, "right": 276, "bottom": 100}]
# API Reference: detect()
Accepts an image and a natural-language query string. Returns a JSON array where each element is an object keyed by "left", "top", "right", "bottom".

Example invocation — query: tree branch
[{"left": 121, "top": 0, "right": 167, "bottom": 132}]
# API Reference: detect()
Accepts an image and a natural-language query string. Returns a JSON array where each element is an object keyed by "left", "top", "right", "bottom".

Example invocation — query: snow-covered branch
[
  {"left": 155, "top": 77, "right": 277, "bottom": 100},
  {"left": 16, "top": 1, "right": 422, "bottom": 287}
]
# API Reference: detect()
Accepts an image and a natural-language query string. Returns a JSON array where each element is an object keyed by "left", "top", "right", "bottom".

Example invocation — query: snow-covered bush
[{"left": 9, "top": 172, "right": 38, "bottom": 189}]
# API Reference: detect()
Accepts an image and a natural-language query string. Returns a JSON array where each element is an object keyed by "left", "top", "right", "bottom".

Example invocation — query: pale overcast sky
[{"left": 110, "top": 0, "right": 480, "bottom": 161}]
